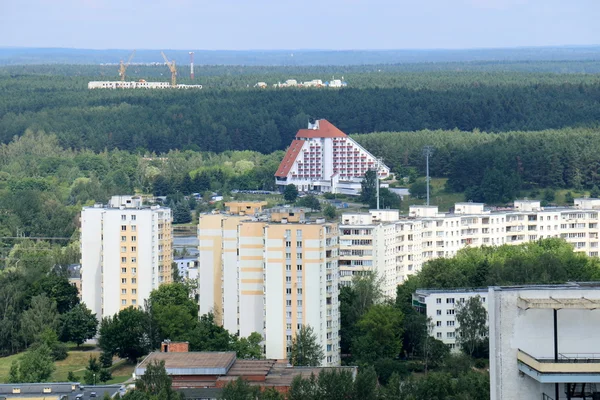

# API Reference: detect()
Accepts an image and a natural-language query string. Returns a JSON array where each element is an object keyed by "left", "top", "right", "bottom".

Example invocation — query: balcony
[{"left": 518, "top": 350, "right": 600, "bottom": 383}]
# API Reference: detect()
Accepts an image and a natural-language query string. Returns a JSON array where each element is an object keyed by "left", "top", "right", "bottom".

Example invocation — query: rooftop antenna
[{"left": 423, "top": 146, "right": 434, "bottom": 206}]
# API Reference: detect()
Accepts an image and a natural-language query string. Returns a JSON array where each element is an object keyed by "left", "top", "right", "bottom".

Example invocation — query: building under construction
[{"left": 88, "top": 50, "right": 202, "bottom": 90}]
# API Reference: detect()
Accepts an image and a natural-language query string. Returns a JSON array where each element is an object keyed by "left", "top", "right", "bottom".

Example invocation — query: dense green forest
[{"left": 1, "top": 65, "right": 599, "bottom": 154}]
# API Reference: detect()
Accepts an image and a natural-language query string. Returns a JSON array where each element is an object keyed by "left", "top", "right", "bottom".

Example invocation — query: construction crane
[
  {"left": 160, "top": 51, "right": 177, "bottom": 87},
  {"left": 118, "top": 50, "right": 136, "bottom": 82}
]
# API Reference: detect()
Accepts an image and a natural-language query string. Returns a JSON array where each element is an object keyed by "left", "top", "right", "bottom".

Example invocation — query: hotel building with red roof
[{"left": 275, "top": 120, "right": 390, "bottom": 195}]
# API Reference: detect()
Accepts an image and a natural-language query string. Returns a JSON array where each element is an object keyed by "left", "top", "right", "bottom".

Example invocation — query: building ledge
[{"left": 518, "top": 350, "right": 600, "bottom": 383}]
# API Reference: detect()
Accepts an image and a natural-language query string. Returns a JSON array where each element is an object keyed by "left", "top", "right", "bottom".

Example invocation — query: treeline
[
  {"left": 1, "top": 71, "right": 599, "bottom": 153},
  {"left": 356, "top": 127, "right": 600, "bottom": 203},
  {"left": 0, "top": 130, "right": 281, "bottom": 242}
]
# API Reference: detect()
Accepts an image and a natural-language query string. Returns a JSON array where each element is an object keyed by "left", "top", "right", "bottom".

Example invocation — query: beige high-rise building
[
  {"left": 81, "top": 195, "right": 173, "bottom": 320},
  {"left": 199, "top": 207, "right": 340, "bottom": 366}
]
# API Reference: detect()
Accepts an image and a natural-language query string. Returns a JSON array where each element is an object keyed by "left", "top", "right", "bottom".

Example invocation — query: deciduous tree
[{"left": 289, "top": 325, "right": 324, "bottom": 367}]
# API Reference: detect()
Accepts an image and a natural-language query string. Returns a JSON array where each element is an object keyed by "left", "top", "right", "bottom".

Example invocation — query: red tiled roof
[
  {"left": 296, "top": 119, "right": 347, "bottom": 139},
  {"left": 275, "top": 139, "right": 304, "bottom": 178}
]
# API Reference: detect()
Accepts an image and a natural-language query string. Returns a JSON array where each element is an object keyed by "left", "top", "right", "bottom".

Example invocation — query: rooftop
[
  {"left": 136, "top": 352, "right": 236, "bottom": 376},
  {"left": 295, "top": 119, "right": 348, "bottom": 139}
]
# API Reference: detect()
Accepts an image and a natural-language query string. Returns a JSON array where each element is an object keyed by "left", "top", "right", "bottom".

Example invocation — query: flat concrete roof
[
  {"left": 518, "top": 297, "right": 600, "bottom": 310},
  {"left": 136, "top": 352, "right": 236, "bottom": 376}
]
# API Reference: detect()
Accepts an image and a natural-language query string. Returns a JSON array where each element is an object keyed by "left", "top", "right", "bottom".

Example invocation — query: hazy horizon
[{"left": 1, "top": 0, "right": 598, "bottom": 50}]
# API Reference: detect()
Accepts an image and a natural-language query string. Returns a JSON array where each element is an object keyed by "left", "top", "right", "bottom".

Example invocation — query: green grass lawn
[{"left": 0, "top": 349, "right": 135, "bottom": 384}]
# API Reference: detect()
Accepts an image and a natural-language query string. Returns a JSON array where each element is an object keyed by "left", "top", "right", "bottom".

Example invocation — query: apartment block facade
[
  {"left": 275, "top": 119, "right": 390, "bottom": 194},
  {"left": 198, "top": 209, "right": 340, "bottom": 366},
  {"left": 412, "top": 289, "right": 488, "bottom": 351},
  {"left": 81, "top": 195, "right": 173, "bottom": 320},
  {"left": 340, "top": 199, "right": 600, "bottom": 298}
]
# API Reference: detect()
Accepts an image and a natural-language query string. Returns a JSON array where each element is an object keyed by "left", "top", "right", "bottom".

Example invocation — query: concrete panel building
[
  {"left": 340, "top": 199, "right": 600, "bottom": 299},
  {"left": 198, "top": 207, "right": 340, "bottom": 366},
  {"left": 412, "top": 289, "right": 488, "bottom": 351},
  {"left": 488, "top": 283, "right": 600, "bottom": 400},
  {"left": 81, "top": 195, "right": 173, "bottom": 320}
]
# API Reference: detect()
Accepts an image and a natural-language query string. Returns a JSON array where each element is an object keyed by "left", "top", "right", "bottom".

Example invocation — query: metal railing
[{"left": 542, "top": 394, "right": 554, "bottom": 400}]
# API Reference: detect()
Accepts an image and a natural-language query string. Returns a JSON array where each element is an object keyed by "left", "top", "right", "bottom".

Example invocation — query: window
[
  {"left": 297, "top": 265, "right": 302, "bottom": 271},
  {"left": 286, "top": 277, "right": 292, "bottom": 283},
  {"left": 297, "top": 300, "right": 303, "bottom": 306},
  {"left": 287, "top": 323, "right": 292, "bottom": 330},
  {"left": 121, "top": 236, "right": 127, "bottom": 242},
  {"left": 121, "top": 257, "right": 127, "bottom": 263},
  {"left": 286, "top": 300, "right": 292, "bottom": 306},
  {"left": 131, "top": 236, "right": 137, "bottom": 242},
  {"left": 121, "top": 215, "right": 126, "bottom": 221},
  {"left": 447, "top": 309, "right": 455, "bottom": 315},
  {"left": 121, "top": 267, "right": 127, "bottom": 273},
  {"left": 436, "top": 298, "right": 442, "bottom": 304},
  {"left": 447, "top": 321, "right": 455, "bottom": 327},
  {"left": 298, "top": 288, "right": 303, "bottom": 294},
  {"left": 446, "top": 298, "right": 455, "bottom": 304},
  {"left": 447, "top": 332, "right": 455, "bottom": 338},
  {"left": 297, "top": 241, "right": 302, "bottom": 247},
  {"left": 286, "top": 288, "right": 292, "bottom": 294},
  {"left": 121, "top": 225, "right": 127, "bottom": 231},
  {"left": 132, "top": 267, "right": 137, "bottom": 273},
  {"left": 285, "top": 241, "right": 291, "bottom": 248},
  {"left": 131, "top": 246, "right": 136, "bottom": 252},
  {"left": 121, "top": 246, "right": 126, "bottom": 253},
  {"left": 132, "top": 299, "right": 137, "bottom": 305},
  {"left": 132, "top": 289, "right": 137, "bottom": 294},
  {"left": 131, "top": 225, "right": 137, "bottom": 232},
  {"left": 297, "top": 253, "right": 302, "bottom": 259},
  {"left": 132, "top": 278, "right": 137, "bottom": 284},
  {"left": 436, "top": 332, "right": 442, "bottom": 338},
  {"left": 286, "top": 253, "right": 291, "bottom": 260},
  {"left": 436, "top": 321, "right": 442, "bottom": 327},
  {"left": 286, "top": 312, "right": 292, "bottom": 318},
  {"left": 121, "top": 278, "right": 126, "bottom": 284},
  {"left": 286, "top": 264, "right": 291, "bottom": 271},
  {"left": 131, "top": 257, "right": 137, "bottom": 263},
  {"left": 121, "top": 289, "right": 127, "bottom": 294},
  {"left": 121, "top": 299, "right": 126, "bottom": 305},
  {"left": 436, "top": 310, "right": 442, "bottom": 315},
  {"left": 131, "top": 215, "right": 136, "bottom": 221}
]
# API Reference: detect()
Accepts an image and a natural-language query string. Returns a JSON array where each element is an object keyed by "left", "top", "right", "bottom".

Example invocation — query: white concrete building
[
  {"left": 88, "top": 81, "right": 202, "bottom": 89},
  {"left": 489, "top": 283, "right": 600, "bottom": 400},
  {"left": 81, "top": 195, "right": 173, "bottom": 320},
  {"left": 340, "top": 199, "right": 600, "bottom": 299},
  {"left": 275, "top": 119, "right": 390, "bottom": 195},
  {"left": 198, "top": 207, "right": 340, "bottom": 366},
  {"left": 412, "top": 289, "right": 488, "bottom": 351}
]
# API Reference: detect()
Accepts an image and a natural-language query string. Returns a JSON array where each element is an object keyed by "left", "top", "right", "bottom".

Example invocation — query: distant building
[
  {"left": 198, "top": 206, "right": 340, "bottom": 366},
  {"left": 88, "top": 81, "right": 202, "bottom": 89},
  {"left": 275, "top": 119, "right": 390, "bottom": 195},
  {"left": 81, "top": 195, "right": 173, "bottom": 320},
  {"left": 67, "top": 264, "right": 82, "bottom": 300},
  {"left": 489, "top": 283, "right": 600, "bottom": 400},
  {"left": 412, "top": 288, "right": 488, "bottom": 351}
]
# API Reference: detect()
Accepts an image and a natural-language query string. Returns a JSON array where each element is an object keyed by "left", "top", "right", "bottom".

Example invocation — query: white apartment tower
[
  {"left": 81, "top": 195, "right": 173, "bottom": 320},
  {"left": 275, "top": 119, "right": 390, "bottom": 194},
  {"left": 198, "top": 207, "right": 340, "bottom": 366}
]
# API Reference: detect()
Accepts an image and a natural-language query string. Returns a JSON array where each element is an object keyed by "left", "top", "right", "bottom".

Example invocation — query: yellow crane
[
  {"left": 118, "top": 50, "right": 136, "bottom": 82},
  {"left": 160, "top": 51, "right": 177, "bottom": 87}
]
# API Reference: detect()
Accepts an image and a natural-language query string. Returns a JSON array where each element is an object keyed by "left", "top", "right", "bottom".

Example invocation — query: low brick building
[{"left": 135, "top": 351, "right": 357, "bottom": 398}]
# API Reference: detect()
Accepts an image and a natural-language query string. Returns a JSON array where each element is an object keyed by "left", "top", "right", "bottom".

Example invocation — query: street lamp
[{"left": 93, "top": 373, "right": 96, "bottom": 386}]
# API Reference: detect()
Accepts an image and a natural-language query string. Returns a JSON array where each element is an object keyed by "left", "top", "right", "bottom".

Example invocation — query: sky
[{"left": 0, "top": 0, "right": 598, "bottom": 50}]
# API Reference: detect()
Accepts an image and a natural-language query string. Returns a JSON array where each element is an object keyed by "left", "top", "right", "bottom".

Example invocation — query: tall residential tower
[{"left": 81, "top": 195, "right": 173, "bottom": 320}]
